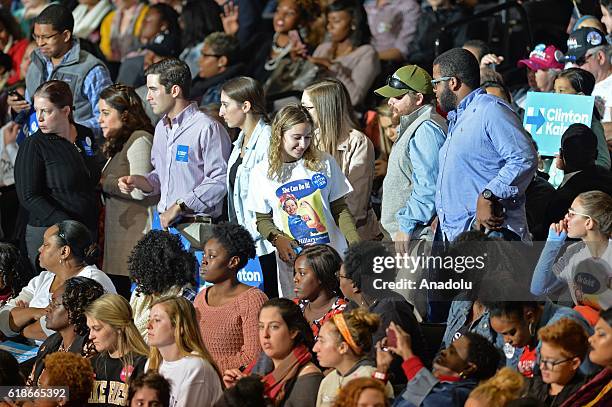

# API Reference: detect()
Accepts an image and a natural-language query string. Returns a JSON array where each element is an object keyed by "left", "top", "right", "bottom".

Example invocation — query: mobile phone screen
[{"left": 9, "top": 91, "right": 25, "bottom": 101}]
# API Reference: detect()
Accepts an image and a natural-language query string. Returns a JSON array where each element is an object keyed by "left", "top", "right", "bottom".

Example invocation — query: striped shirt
[{"left": 145, "top": 103, "right": 231, "bottom": 217}]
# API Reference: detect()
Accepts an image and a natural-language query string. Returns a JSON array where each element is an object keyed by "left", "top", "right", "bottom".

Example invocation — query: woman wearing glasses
[
  {"left": 524, "top": 318, "right": 590, "bottom": 406},
  {"left": 301, "top": 79, "right": 378, "bottom": 240},
  {"left": 531, "top": 191, "right": 612, "bottom": 324},
  {"left": 27, "top": 276, "right": 105, "bottom": 385},
  {"left": 191, "top": 32, "right": 243, "bottom": 106},
  {"left": 0, "top": 220, "right": 116, "bottom": 341},
  {"left": 559, "top": 307, "right": 612, "bottom": 407}
]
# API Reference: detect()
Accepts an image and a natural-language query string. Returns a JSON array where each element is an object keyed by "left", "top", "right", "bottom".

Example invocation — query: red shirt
[
  {"left": 518, "top": 345, "right": 537, "bottom": 378},
  {"left": 7, "top": 38, "right": 29, "bottom": 85}
]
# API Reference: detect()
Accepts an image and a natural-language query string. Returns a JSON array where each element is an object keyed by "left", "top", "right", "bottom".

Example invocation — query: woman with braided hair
[
  {"left": 27, "top": 276, "right": 105, "bottom": 385},
  {"left": 98, "top": 84, "right": 157, "bottom": 297}
]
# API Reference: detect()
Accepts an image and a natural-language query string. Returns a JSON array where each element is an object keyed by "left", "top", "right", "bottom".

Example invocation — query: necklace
[
  {"left": 59, "top": 338, "right": 75, "bottom": 353},
  {"left": 265, "top": 33, "right": 292, "bottom": 71}
]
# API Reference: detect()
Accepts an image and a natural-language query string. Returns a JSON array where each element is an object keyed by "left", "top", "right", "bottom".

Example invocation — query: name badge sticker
[
  {"left": 311, "top": 173, "right": 328, "bottom": 189},
  {"left": 176, "top": 145, "right": 189, "bottom": 162}
]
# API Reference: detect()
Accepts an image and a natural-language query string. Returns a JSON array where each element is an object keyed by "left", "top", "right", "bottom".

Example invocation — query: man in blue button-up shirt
[{"left": 431, "top": 48, "right": 537, "bottom": 242}]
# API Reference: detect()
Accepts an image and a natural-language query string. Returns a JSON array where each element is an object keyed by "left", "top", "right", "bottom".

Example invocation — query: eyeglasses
[
  {"left": 575, "top": 52, "right": 595, "bottom": 66},
  {"left": 32, "top": 32, "right": 62, "bottom": 42},
  {"left": 431, "top": 76, "right": 454, "bottom": 88},
  {"left": 538, "top": 357, "right": 574, "bottom": 371},
  {"left": 336, "top": 272, "right": 349, "bottom": 280},
  {"left": 567, "top": 208, "right": 592, "bottom": 220},
  {"left": 386, "top": 76, "right": 416, "bottom": 92}
]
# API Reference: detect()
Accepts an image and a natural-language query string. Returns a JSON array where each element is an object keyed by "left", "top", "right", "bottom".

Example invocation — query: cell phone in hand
[
  {"left": 382, "top": 328, "right": 397, "bottom": 352},
  {"left": 386, "top": 328, "right": 397, "bottom": 349},
  {"left": 288, "top": 29, "right": 308, "bottom": 56},
  {"left": 9, "top": 90, "right": 25, "bottom": 101},
  {"left": 288, "top": 29, "right": 305, "bottom": 47}
]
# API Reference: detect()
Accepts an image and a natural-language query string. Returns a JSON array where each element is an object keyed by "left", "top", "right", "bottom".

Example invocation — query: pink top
[{"left": 194, "top": 286, "right": 268, "bottom": 373}]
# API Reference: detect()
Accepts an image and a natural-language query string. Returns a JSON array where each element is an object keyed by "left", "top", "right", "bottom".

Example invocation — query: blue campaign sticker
[
  {"left": 522, "top": 92, "right": 594, "bottom": 156},
  {"left": 311, "top": 173, "right": 328, "bottom": 189},
  {"left": 176, "top": 145, "right": 189, "bottom": 162},
  {"left": 81, "top": 136, "right": 94, "bottom": 156},
  {"left": 29, "top": 112, "right": 38, "bottom": 133}
]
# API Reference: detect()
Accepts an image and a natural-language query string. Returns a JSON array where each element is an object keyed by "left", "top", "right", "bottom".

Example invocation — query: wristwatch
[
  {"left": 176, "top": 199, "right": 188, "bottom": 213},
  {"left": 482, "top": 189, "right": 497, "bottom": 200}
]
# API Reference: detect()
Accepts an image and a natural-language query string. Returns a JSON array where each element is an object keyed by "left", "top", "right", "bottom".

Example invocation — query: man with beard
[
  {"left": 374, "top": 65, "right": 447, "bottom": 249},
  {"left": 432, "top": 48, "right": 537, "bottom": 243},
  {"left": 374, "top": 66, "right": 447, "bottom": 319}
]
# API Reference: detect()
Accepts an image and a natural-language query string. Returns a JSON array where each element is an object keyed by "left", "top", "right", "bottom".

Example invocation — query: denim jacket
[
  {"left": 503, "top": 301, "right": 597, "bottom": 376},
  {"left": 442, "top": 300, "right": 501, "bottom": 350},
  {"left": 393, "top": 366, "right": 477, "bottom": 407},
  {"left": 227, "top": 119, "right": 273, "bottom": 256}
]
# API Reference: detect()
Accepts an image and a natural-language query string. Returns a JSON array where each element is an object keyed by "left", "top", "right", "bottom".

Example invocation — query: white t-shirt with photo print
[{"left": 247, "top": 152, "right": 353, "bottom": 256}]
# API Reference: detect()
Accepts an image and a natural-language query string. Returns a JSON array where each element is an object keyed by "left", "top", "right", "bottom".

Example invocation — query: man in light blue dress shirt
[
  {"left": 118, "top": 58, "right": 231, "bottom": 251},
  {"left": 431, "top": 48, "right": 538, "bottom": 243}
]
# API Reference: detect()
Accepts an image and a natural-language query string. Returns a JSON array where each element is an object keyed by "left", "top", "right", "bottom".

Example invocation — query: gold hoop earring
[{"left": 529, "top": 322, "right": 535, "bottom": 337}]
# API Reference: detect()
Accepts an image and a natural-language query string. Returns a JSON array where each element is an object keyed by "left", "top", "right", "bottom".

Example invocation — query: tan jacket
[
  {"left": 336, "top": 129, "right": 380, "bottom": 240},
  {"left": 102, "top": 130, "right": 158, "bottom": 276}
]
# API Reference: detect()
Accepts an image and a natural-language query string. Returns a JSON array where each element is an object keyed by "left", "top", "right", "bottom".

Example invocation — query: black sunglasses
[{"left": 387, "top": 76, "right": 416, "bottom": 93}]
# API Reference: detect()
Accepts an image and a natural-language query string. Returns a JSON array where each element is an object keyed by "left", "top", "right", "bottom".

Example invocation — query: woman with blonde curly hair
[
  {"left": 98, "top": 84, "right": 156, "bottom": 296},
  {"left": 314, "top": 309, "right": 393, "bottom": 406},
  {"left": 247, "top": 104, "right": 359, "bottom": 296},
  {"left": 146, "top": 296, "right": 223, "bottom": 407},
  {"left": 465, "top": 367, "right": 525, "bottom": 407},
  {"left": 38, "top": 352, "right": 95, "bottom": 407},
  {"left": 86, "top": 294, "right": 149, "bottom": 406},
  {"left": 333, "top": 376, "right": 389, "bottom": 407}
]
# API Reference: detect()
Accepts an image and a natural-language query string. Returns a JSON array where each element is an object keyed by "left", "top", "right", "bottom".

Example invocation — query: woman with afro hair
[
  {"left": 128, "top": 230, "right": 197, "bottom": 341},
  {"left": 27, "top": 276, "right": 105, "bottom": 385},
  {"left": 194, "top": 222, "right": 268, "bottom": 373}
]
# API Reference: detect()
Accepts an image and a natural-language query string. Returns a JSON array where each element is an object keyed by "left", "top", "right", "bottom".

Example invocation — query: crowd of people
[{"left": 0, "top": 0, "right": 611, "bottom": 406}]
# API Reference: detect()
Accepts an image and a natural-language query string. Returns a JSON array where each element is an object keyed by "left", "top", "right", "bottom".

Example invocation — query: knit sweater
[
  {"left": 194, "top": 287, "right": 267, "bottom": 373},
  {"left": 316, "top": 360, "right": 394, "bottom": 407}
]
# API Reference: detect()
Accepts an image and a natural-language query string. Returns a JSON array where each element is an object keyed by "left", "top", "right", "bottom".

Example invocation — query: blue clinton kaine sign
[{"left": 522, "top": 92, "right": 594, "bottom": 156}]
